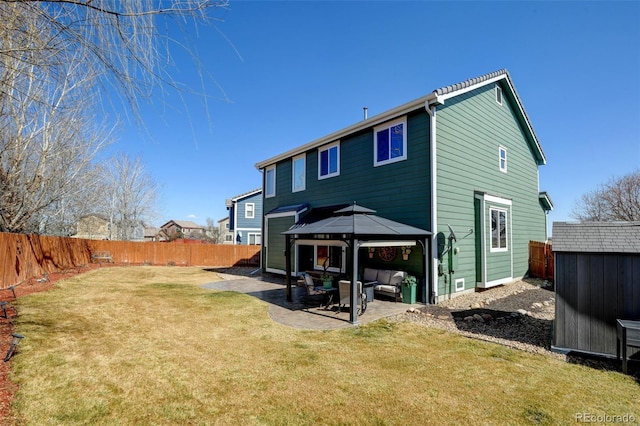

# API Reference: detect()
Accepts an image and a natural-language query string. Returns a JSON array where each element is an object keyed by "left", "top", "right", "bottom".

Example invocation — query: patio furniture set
[{"left": 299, "top": 273, "right": 368, "bottom": 315}]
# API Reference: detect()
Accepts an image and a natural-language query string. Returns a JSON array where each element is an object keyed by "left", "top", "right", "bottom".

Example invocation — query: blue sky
[{"left": 113, "top": 1, "right": 639, "bottom": 233}]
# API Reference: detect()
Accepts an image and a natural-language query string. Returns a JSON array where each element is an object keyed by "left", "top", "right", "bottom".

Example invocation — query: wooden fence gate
[{"left": 529, "top": 240, "right": 554, "bottom": 282}]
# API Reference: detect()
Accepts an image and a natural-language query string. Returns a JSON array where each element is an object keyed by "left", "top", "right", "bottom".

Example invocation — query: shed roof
[{"left": 552, "top": 222, "right": 640, "bottom": 253}]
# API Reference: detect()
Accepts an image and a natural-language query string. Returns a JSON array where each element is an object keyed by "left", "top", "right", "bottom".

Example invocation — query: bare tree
[
  {"left": 103, "top": 153, "right": 158, "bottom": 241},
  {"left": 204, "top": 217, "right": 220, "bottom": 243},
  {"left": 0, "top": 0, "right": 231, "bottom": 120},
  {"left": 572, "top": 169, "right": 640, "bottom": 222},
  {"left": 0, "top": 47, "right": 114, "bottom": 233},
  {"left": 0, "top": 0, "right": 228, "bottom": 234}
]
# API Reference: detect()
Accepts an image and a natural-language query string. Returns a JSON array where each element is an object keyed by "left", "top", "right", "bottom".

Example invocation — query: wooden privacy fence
[
  {"left": 0, "top": 232, "right": 260, "bottom": 289},
  {"left": 529, "top": 240, "right": 554, "bottom": 282}
]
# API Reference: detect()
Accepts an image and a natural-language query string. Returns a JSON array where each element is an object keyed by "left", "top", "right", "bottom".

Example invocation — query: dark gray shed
[{"left": 552, "top": 222, "right": 640, "bottom": 357}]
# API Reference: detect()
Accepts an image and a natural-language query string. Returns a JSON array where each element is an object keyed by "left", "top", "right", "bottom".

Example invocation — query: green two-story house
[{"left": 255, "top": 69, "right": 552, "bottom": 304}]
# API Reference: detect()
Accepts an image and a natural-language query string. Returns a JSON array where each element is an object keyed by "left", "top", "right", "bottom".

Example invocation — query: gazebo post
[
  {"left": 350, "top": 237, "right": 359, "bottom": 324},
  {"left": 285, "top": 234, "right": 292, "bottom": 302}
]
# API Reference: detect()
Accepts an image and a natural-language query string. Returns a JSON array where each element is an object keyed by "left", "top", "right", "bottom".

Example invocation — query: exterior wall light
[{"left": 4, "top": 333, "right": 24, "bottom": 362}]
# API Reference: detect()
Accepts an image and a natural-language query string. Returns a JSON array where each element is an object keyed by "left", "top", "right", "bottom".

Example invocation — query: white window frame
[
  {"left": 292, "top": 154, "right": 306, "bottom": 192},
  {"left": 455, "top": 278, "right": 465, "bottom": 292},
  {"left": 490, "top": 207, "right": 508, "bottom": 252},
  {"left": 265, "top": 165, "right": 276, "bottom": 198},
  {"left": 499, "top": 146, "right": 507, "bottom": 173},
  {"left": 245, "top": 203, "right": 255, "bottom": 219},
  {"left": 318, "top": 142, "right": 340, "bottom": 180},
  {"left": 495, "top": 85, "right": 503, "bottom": 105},
  {"left": 374, "top": 117, "right": 407, "bottom": 167},
  {"left": 248, "top": 232, "right": 261, "bottom": 245},
  {"left": 314, "top": 245, "right": 346, "bottom": 273}
]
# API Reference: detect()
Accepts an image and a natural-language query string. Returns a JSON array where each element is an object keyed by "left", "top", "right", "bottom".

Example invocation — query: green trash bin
[{"left": 402, "top": 284, "right": 416, "bottom": 304}]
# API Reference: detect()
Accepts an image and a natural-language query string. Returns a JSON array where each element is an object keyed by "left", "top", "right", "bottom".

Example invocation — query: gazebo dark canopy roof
[
  {"left": 281, "top": 203, "right": 432, "bottom": 325},
  {"left": 282, "top": 203, "right": 431, "bottom": 238}
]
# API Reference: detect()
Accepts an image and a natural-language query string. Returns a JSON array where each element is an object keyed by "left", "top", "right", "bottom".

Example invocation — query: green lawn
[{"left": 7, "top": 266, "right": 640, "bottom": 425}]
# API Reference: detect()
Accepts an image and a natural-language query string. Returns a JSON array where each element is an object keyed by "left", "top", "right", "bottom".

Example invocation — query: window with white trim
[
  {"left": 248, "top": 233, "right": 261, "bottom": 245},
  {"left": 314, "top": 245, "right": 345, "bottom": 273},
  {"left": 265, "top": 165, "right": 276, "bottom": 198},
  {"left": 499, "top": 146, "right": 507, "bottom": 173},
  {"left": 292, "top": 154, "right": 306, "bottom": 192},
  {"left": 496, "top": 85, "right": 503, "bottom": 105},
  {"left": 490, "top": 208, "right": 508, "bottom": 251},
  {"left": 245, "top": 203, "right": 255, "bottom": 219},
  {"left": 318, "top": 143, "right": 340, "bottom": 179},
  {"left": 374, "top": 117, "right": 407, "bottom": 166}
]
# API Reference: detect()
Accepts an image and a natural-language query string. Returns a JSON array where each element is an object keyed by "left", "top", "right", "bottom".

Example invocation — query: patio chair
[
  {"left": 300, "top": 273, "right": 327, "bottom": 307},
  {"left": 337, "top": 280, "right": 367, "bottom": 315}
]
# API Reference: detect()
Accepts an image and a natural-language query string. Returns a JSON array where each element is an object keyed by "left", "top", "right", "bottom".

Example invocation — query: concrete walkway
[{"left": 201, "top": 274, "right": 419, "bottom": 330}]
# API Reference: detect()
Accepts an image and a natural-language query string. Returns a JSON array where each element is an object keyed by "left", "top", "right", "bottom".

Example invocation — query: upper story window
[
  {"left": 499, "top": 146, "right": 507, "bottom": 173},
  {"left": 318, "top": 142, "right": 340, "bottom": 179},
  {"left": 374, "top": 117, "right": 407, "bottom": 167},
  {"left": 292, "top": 154, "right": 306, "bottom": 192},
  {"left": 490, "top": 208, "right": 508, "bottom": 251},
  {"left": 265, "top": 165, "right": 276, "bottom": 198},
  {"left": 495, "top": 85, "right": 503, "bottom": 105},
  {"left": 245, "top": 203, "right": 255, "bottom": 219}
]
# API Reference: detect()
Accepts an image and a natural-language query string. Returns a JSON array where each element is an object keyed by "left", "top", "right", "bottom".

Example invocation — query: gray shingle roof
[
  {"left": 433, "top": 69, "right": 508, "bottom": 95},
  {"left": 552, "top": 222, "right": 640, "bottom": 253}
]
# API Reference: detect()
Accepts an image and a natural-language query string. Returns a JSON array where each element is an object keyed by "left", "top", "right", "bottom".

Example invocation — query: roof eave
[
  {"left": 428, "top": 70, "right": 546, "bottom": 166},
  {"left": 255, "top": 93, "right": 438, "bottom": 170}
]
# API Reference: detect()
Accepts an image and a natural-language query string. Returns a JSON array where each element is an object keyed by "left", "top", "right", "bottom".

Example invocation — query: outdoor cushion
[
  {"left": 374, "top": 284, "right": 400, "bottom": 294},
  {"left": 363, "top": 268, "right": 378, "bottom": 282},
  {"left": 376, "top": 270, "right": 392, "bottom": 285},
  {"left": 388, "top": 271, "right": 405, "bottom": 285}
]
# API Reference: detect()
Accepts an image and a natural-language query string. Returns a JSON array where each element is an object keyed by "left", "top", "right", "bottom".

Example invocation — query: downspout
[{"left": 425, "top": 100, "right": 438, "bottom": 304}]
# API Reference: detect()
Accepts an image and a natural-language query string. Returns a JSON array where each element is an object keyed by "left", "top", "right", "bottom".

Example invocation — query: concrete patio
[{"left": 201, "top": 273, "right": 419, "bottom": 330}]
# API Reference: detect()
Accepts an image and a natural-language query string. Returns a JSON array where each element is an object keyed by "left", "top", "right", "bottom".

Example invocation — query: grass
[{"left": 7, "top": 266, "right": 640, "bottom": 425}]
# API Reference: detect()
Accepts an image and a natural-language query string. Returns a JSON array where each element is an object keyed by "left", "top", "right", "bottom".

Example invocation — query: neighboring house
[
  {"left": 255, "top": 69, "right": 552, "bottom": 304},
  {"left": 225, "top": 189, "right": 262, "bottom": 245},
  {"left": 73, "top": 214, "right": 112, "bottom": 240},
  {"left": 144, "top": 227, "right": 159, "bottom": 242},
  {"left": 159, "top": 220, "right": 205, "bottom": 240},
  {"left": 552, "top": 221, "right": 640, "bottom": 357},
  {"left": 218, "top": 216, "right": 234, "bottom": 244}
]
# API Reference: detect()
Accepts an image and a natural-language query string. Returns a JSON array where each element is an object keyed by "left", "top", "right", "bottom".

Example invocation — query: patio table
[{"left": 315, "top": 287, "right": 337, "bottom": 310}]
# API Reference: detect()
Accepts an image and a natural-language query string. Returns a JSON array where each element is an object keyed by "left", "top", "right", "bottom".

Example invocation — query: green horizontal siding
[
  {"left": 265, "top": 216, "right": 295, "bottom": 271},
  {"left": 436, "top": 82, "right": 545, "bottom": 295},
  {"left": 262, "top": 111, "right": 432, "bottom": 231}
]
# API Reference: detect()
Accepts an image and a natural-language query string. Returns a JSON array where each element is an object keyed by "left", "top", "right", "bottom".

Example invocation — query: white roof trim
[{"left": 255, "top": 70, "right": 545, "bottom": 169}]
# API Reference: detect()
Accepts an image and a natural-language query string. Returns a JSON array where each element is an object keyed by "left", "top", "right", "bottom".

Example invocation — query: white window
[
  {"left": 318, "top": 143, "right": 340, "bottom": 179},
  {"left": 245, "top": 203, "right": 255, "bottom": 219},
  {"left": 499, "top": 146, "right": 507, "bottom": 173},
  {"left": 248, "top": 233, "right": 261, "bottom": 245},
  {"left": 374, "top": 117, "right": 407, "bottom": 167},
  {"left": 314, "top": 245, "right": 345, "bottom": 273},
  {"left": 265, "top": 165, "right": 276, "bottom": 198},
  {"left": 490, "top": 208, "right": 508, "bottom": 251},
  {"left": 496, "top": 85, "right": 503, "bottom": 105},
  {"left": 292, "top": 154, "right": 306, "bottom": 192}
]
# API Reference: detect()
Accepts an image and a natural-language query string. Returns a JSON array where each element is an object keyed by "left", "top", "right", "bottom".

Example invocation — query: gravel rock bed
[{"left": 393, "top": 278, "right": 562, "bottom": 357}]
